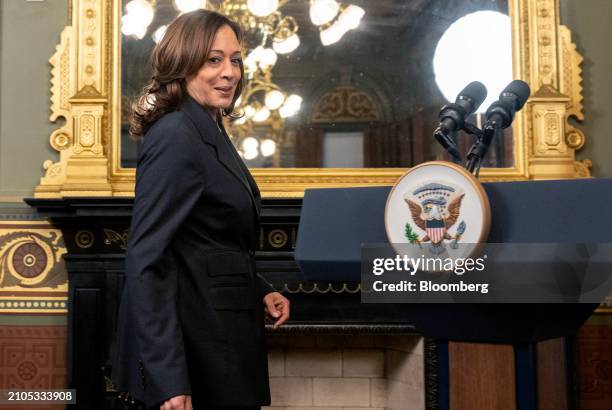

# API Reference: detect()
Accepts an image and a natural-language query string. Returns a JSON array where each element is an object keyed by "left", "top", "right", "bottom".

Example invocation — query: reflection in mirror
[{"left": 121, "top": 0, "right": 511, "bottom": 169}]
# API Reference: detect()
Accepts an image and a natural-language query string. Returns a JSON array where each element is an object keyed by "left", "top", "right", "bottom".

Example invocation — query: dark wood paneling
[{"left": 449, "top": 341, "right": 516, "bottom": 410}]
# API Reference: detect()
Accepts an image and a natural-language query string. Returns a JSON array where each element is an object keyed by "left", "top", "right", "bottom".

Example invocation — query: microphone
[
  {"left": 434, "top": 81, "right": 487, "bottom": 161},
  {"left": 484, "top": 80, "right": 531, "bottom": 130}
]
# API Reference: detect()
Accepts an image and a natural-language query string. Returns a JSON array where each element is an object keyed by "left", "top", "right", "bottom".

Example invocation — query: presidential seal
[{"left": 385, "top": 161, "right": 490, "bottom": 262}]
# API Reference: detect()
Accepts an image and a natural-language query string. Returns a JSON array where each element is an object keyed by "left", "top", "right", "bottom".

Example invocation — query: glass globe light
[
  {"left": 152, "top": 25, "right": 167, "bottom": 43},
  {"left": 338, "top": 5, "right": 365, "bottom": 30},
  {"left": 247, "top": 0, "right": 279, "bottom": 17},
  {"left": 242, "top": 137, "right": 259, "bottom": 152},
  {"left": 310, "top": 0, "right": 339, "bottom": 26},
  {"left": 320, "top": 21, "right": 347, "bottom": 46},
  {"left": 260, "top": 139, "right": 276, "bottom": 157},
  {"left": 272, "top": 33, "right": 300, "bottom": 54},
  {"left": 243, "top": 149, "right": 259, "bottom": 160},
  {"left": 258, "top": 48, "right": 278, "bottom": 69},
  {"left": 125, "top": 0, "right": 154, "bottom": 26},
  {"left": 174, "top": 0, "right": 205, "bottom": 13},
  {"left": 253, "top": 107, "right": 271, "bottom": 122},
  {"left": 265, "top": 90, "right": 285, "bottom": 110}
]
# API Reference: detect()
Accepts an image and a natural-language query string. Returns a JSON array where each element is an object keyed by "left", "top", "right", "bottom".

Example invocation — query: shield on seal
[{"left": 426, "top": 219, "right": 446, "bottom": 244}]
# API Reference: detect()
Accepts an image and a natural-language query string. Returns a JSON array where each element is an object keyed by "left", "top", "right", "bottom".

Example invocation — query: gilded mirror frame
[{"left": 35, "top": 0, "right": 591, "bottom": 198}]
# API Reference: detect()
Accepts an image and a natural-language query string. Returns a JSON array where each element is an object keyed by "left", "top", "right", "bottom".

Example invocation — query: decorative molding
[
  {"left": 0, "top": 222, "right": 68, "bottom": 314},
  {"left": 312, "top": 85, "right": 380, "bottom": 123},
  {"left": 35, "top": 0, "right": 590, "bottom": 199}
]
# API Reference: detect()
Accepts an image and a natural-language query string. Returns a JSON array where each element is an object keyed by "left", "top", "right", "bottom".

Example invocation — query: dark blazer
[{"left": 112, "top": 96, "right": 273, "bottom": 409}]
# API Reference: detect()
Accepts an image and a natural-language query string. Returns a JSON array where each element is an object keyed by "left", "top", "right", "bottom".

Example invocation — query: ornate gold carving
[
  {"left": 104, "top": 229, "right": 128, "bottom": 250},
  {"left": 566, "top": 125, "right": 585, "bottom": 150},
  {"left": 574, "top": 159, "right": 592, "bottom": 178},
  {"left": 0, "top": 223, "right": 67, "bottom": 296},
  {"left": 36, "top": 0, "right": 591, "bottom": 198},
  {"left": 268, "top": 229, "right": 288, "bottom": 248},
  {"left": 75, "top": 230, "right": 94, "bottom": 248},
  {"left": 312, "top": 86, "right": 380, "bottom": 123}
]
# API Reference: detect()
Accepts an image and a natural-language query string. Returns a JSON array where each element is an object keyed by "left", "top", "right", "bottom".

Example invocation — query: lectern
[{"left": 295, "top": 178, "right": 612, "bottom": 409}]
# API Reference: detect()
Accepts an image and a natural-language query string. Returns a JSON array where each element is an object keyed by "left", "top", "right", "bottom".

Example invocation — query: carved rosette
[{"left": 0, "top": 222, "right": 68, "bottom": 314}]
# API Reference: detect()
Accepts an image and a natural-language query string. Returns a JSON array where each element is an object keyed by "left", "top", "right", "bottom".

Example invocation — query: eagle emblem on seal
[{"left": 403, "top": 182, "right": 466, "bottom": 254}]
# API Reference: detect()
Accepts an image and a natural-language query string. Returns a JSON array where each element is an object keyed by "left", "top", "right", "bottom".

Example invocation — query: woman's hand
[
  {"left": 160, "top": 395, "right": 192, "bottom": 410},
  {"left": 263, "top": 292, "right": 290, "bottom": 329}
]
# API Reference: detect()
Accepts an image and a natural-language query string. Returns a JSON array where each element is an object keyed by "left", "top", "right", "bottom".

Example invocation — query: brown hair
[{"left": 130, "top": 10, "right": 244, "bottom": 139}]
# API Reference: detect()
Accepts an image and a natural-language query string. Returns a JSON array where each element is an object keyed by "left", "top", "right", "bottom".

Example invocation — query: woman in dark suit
[{"left": 112, "top": 10, "right": 290, "bottom": 410}]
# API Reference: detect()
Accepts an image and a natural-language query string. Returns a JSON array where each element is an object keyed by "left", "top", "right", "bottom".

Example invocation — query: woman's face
[{"left": 186, "top": 24, "right": 242, "bottom": 116}]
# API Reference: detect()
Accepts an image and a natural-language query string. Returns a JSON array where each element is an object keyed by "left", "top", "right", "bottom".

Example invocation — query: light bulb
[
  {"left": 253, "top": 107, "right": 271, "bottom": 122},
  {"left": 247, "top": 0, "right": 279, "bottom": 17},
  {"left": 279, "top": 105, "right": 293, "bottom": 118},
  {"left": 320, "top": 21, "right": 348, "bottom": 46},
  {"left": 258, "top": 48, "right": 278, "bottom": 69},
  {"left": 265, "top": 90, "right": 285, "bottom": 110},
  {"left": 121, "top": 14, "right": 148, "bottom": 39},
  {"left": 244, "top": 105, "right": 256, "bottom": 118},
  {"left": 338, "top": 5, "right": 365, "bottom": 30},
  {"left": 242, "top": 137, "right": 259, "bottom": 152},
  {"left": 260, "top": 139, "right": 276, "bottom": 157},
  {"left": 125, "top": 0, "right": 154, "bottom": 26},
  {"left": 243, "top": 149, "right": 259, "bottom": 160},
  {"left": 152, "top": 25, "right": 167, "bottom": 43},
  {"left": 284, "top": 94, "right": 303, "bottom": 111},
  {"left": 310, "top": 0, "right": 339, "bottom": 26},
  {"left": 174, "top": 0, "right": 205, "bottom": 13},
  {"left": 272, "top": 33, "right": 300, "bottom": 54}
]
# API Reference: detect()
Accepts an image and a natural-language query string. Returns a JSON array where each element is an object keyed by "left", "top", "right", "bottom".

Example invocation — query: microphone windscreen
[
  {"left": 458, "top": 81, "right": 487, "bottom": 113},
  {"left": 501, "top": 80, "right": 531, "bottom": 110}
]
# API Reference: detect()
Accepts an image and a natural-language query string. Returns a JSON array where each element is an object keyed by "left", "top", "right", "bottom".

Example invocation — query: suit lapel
[{"left": 180, "top": 96, "right": 260, "bottom": 218}]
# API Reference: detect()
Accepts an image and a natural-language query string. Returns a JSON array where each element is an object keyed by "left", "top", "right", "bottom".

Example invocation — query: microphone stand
[{"left": 464, "top": 123, "right": 499, "bottom": 176}]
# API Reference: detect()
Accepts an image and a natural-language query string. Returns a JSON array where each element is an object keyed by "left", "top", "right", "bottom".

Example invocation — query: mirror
[
  {"left": 120, "top": 0, "right": 512, "bottom": 169},
  {"left": 35, "top": 0, "right": 589, "bottom": 198}
]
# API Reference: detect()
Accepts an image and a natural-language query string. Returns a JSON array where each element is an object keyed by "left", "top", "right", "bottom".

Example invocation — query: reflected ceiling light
[
  {"left": 264, "top": 90, "right": 285, "bottom": 110},
  {"left": 125, "top": 0, "right": 154, "bottom": 24},
  {"left": 174, "top": 0, "right": 205, "bottom": 13},
  {"left": 253, "top": 106, "right": 271, "bottom": 122},
  {"left": 258, "top": 48, "right": 278, "bottom": 69},
  {"left": 279, "top": 94, "right": 302, "bottom": 118},
  {"left": 152, "top": 25, "right": 167, "bottom": 43},
  {"left": 243, "top": 149, "right": 259, "bottom": 160},
  {"left": 121, "top": 15, "right": 147, "bottom": 39},
  {"left": 320, "top": 22, "right": 346, "bottom": 46},
  {"left": 310, "top": 0, "right": 340, "bottom": 26},
  {"left": 260, "top": 139, "right": 276, "bottom": 157},
  {"left": 122, "top": 0, "right": 154, "bottom": 39},
  {"left": 242, "top": 137, "right": 259, "bottom": 152},
  {"left": 247, "top": 0, "right": 279, "bottom": 17},
  {"left": 243, "top": 105, "right": 256, "bottom": 118},
  {"left": 433, "top": 10, "right": 512, "bottom": 112},
  {"left": 272, "top": 33, "right": 300, "bottom": 54},
  {"left": 337, "top": 5, "right": 364, "bottom": 30}
]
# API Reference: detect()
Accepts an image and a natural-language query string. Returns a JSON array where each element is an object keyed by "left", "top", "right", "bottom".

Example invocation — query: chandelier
[{"left": 122, "top": 0, "right": 365, "bottom": 161}]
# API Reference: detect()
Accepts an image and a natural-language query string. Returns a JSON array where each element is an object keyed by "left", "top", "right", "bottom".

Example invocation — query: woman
[{"left": 112, "top": 10, "right": 290, "bottom": 410}]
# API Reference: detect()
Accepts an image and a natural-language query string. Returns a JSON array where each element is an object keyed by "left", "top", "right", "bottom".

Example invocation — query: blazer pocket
[
  {"left": 206, "top": 250, "right": 250, "bottom": 277},
  {"left": 206, "top": 251, "right": 255, "bottom": 310}
]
